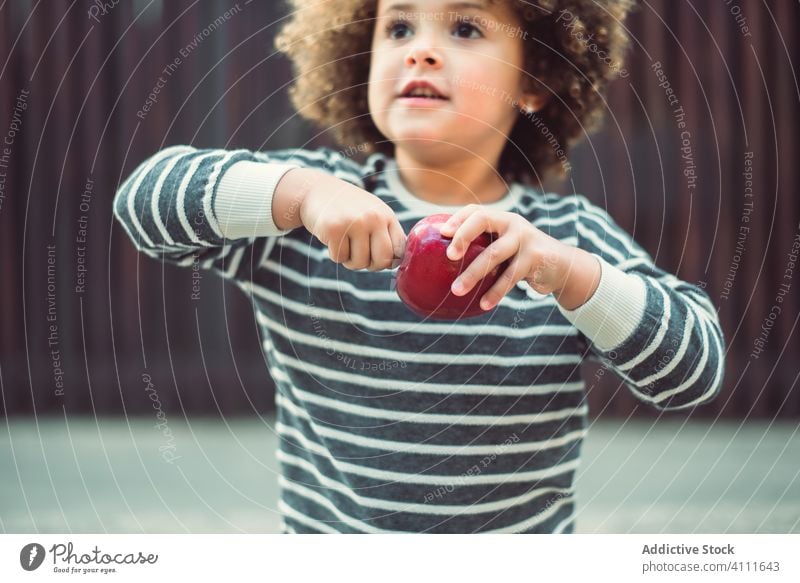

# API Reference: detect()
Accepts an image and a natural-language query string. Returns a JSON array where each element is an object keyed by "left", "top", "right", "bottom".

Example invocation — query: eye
[
  {"left": 385, "top": 19, "right": 413, "bottom": 40},
  {"left": 453, "top": 20, "right": 483, "bottom": 39},
  {"left": 383, "top": 17, "right": 484, "bottom": 41}
]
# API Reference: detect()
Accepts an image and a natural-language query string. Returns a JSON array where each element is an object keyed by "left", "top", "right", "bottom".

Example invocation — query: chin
[{"left": 390, "top": 132, "right": 459, "bottom": 153}]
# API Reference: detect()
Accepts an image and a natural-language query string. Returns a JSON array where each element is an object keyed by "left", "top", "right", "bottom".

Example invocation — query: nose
[{"left": 404, "top": 44, "right": 443, "bottom": 69}]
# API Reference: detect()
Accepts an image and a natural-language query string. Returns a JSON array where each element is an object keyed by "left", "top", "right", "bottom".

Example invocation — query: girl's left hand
[{"left": 438, "top": 205, "right": 580, "bottom": 311}]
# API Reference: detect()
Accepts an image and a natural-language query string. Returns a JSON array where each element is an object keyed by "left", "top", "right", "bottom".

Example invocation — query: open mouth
[
  {"left": 397, "top": 81, "right": 450, "bottom": 108},
  {"left": 398, "top": 82, "right": 449, "bottom": 101},
  {"left": 400, "top": 92, "right": 448, "bottom": 100}
]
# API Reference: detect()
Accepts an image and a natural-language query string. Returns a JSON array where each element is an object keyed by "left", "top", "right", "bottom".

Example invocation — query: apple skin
[{"left": 395, "top": 213, "right": 507, "bottom": 320}]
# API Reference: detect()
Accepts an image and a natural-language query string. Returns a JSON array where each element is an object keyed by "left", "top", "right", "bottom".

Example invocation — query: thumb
[{"left": 389, "top": 220, "right": 407, "bottom": 260}]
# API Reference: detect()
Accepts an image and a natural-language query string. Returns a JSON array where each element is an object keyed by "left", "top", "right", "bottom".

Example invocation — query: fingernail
[
  {"left": 481, "top": 300, "right": 493, "bottom": 310},
  {"left": 451, "top": 280, "right": 463, "bottom": 294},
  {"left": 447, "top": 245, "right": 459, "bottom": 260}
]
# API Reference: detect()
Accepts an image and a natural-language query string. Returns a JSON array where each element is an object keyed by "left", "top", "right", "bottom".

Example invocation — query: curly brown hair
[{"left": 275, "top": 0, "right": 635, "bottom": 185}]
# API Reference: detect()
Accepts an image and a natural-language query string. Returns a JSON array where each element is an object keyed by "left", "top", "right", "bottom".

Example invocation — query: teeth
[{"left": 407, "top": 87, "right": 441, "bottom": 98}]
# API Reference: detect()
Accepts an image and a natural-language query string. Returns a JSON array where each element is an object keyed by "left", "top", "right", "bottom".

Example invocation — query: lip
[{"left": 397, "top": 96, "right": 450, "bottom": 108}]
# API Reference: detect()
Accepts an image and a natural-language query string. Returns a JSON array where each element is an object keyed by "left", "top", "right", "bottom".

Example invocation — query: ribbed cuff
[
  {"left": 556, "top": 254, "right": 647, "bottom": 351},
  {"left": 214, "top": 161, "right": 299, "bottom": 239}
]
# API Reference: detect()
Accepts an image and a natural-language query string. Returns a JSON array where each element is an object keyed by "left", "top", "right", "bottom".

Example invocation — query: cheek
[
  {"left": 367, "top": 60, "right": 391, "bottom": 106},
  {"left": 460, "top": 84, "right": 510, "bottom": 121},
  {"left": 367, "top": 67, "right": 392, "bottom": 130},
  {"left": 367, "top": 76, "right": 385, "bottom": 121},
  {"left": 471, "top": 69, "right": 521, "bottom": 118}
]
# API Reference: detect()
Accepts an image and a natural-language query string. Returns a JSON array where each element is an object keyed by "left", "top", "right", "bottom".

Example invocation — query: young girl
[{"left": 114, "top": 0, "right": 725, "bottom": 533}]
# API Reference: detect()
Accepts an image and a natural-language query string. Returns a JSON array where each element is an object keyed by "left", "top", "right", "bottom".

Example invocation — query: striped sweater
[{"left": 113, "top": 145, "right": 725, "bottom": 533}]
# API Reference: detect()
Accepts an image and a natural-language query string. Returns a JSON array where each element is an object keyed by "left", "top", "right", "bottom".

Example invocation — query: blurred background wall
[{"left": 0, "top": 0, "right": 798, "bottom": 419}]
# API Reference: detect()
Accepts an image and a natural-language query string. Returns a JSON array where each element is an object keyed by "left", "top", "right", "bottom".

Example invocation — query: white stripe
[
  {"left": 576, "top": 222, "right": 627, "bottom": 264},
  {"left": 199, "top": 244, "right": 231, "bottom": 270},
  {"left": 486, "top": 495, "right": 574, "bottom": 533},
  {"left": 633, "top": 267, "right": 716, "bottom": 321},
  {"left": 275, "top": 404, "right": 587, "bottom": 455},
  {"left": 250, "top": 289, "right": 575, "bottom": 338},
  {"left": 518, "top": 193, "right": 579, "bottom": 214},
  {"left": 680, "top": 286, "right": 718, "bottom": 319},
  {"left": 552, "top": 513, "right": 575, "bottom": 534},
  {"left": 265, "top": 343, "right": 584, "bottom": 396},
  {"left": 646, "top": 314, "right": 716, "bottom": 406},
  {"left": 636, "top": 308, "right": 694, "bottom": 386},
  {"left": 532, "top": 213, "right": 576, "bottom": 228},
  {"left": 176, "top": 254, "right": 196, "bottom": 267},
  {"left": 393, "top": 203, "right": 578, "bottom": 225},
  {"left": 176, "top": 152, "right": 222, "bottom": 245},
  {"left": 262, "top": 259, "right": 398, "bottom": 300},
  {"left": 617, "top": 282, "right": 671, "bottom": 372},
  {"left": 277, "top": 226, "right": 574, "bottom": 264},
  {"left": 258, "top": 260, "right": 556, "bottom": 311},
  {"left": 578, "top": 204, "right": 645, "bottom": 259},
  {"left": 615, "top": 256, "right": 651, "bottom": 271},
  {"left": 138, "top": 242, "right": 189, "bottom": 254},
  {"left": 657, "top": 330, "right": 723, "bottom": 411},
  {"left": 684, "top": 293, "right": 719, "bottom": 330},
  {"left": 149, "top": 152, "right": 194, "bottom": 246},
  {"left": 259, "top": 315, "right": 580, "bottom": 367},
  {"left": 276, "top": 387, "right": 588, "bottom": 427},
  {"left": 203, "top": 150, "right": 242, "bottom": 239},
  {"left": 278, "top": 499, "right": 340, "bottom": 533},
  {"left": 279, "top": 449, "right": 574, "bottom": 516},
  {"left": 278, "top": 476, "right": 387, "bottom": 533},
  {"left": 624, "top": 283, "right": 724, "bottom": 411},
  {"left": 259, "top": 236, "right": 278, "bottom": 268},
  {"left": 395, "top": 209, "right": 425, "bottom": 221},
  {"left": 280, "top": 486, "right": 572, "bottom": 535},
  {"left": 276, "top": 236, "right": 328, "bottom": 261},
  {"left": 224, "top": 245, "right": 246, "bottom": 279},
  {"left": 219, "top": 245, "right": 244, "bottom": 277},
  {"left": 276, "top": 422, "right": 581, "bottom": 485},
  {"left": 126, "top": 147, "right": 192, "bottom": 249}
]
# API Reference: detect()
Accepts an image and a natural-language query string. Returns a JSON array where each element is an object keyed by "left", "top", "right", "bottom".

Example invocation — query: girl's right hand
[{"left": 295, "top": 169, "right": 406, "bottom": 271}]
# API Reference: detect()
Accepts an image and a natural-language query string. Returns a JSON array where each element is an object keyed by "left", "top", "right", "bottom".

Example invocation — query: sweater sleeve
[
  {"left": 112, "top": 145, "right": 365, "bottom": 281},
  {"left": 557, "top": 195, "right": 725, "bottom": 412}
]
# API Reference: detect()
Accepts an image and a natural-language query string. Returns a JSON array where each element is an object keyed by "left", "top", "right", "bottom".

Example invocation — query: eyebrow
[{"left": 380, "top": 2, "right": 489, "bottom": 16}]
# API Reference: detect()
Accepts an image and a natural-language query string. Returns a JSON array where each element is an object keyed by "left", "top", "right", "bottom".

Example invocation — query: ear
[{"left": 520, "top": 92, "right": 550, "bottom": 114}]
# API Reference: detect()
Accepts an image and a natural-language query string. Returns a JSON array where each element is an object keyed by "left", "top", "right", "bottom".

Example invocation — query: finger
[
  {"left": 451, "top": 237, "right": 518, "bottom": 296},
  {"left": 389, "top": 220, "right": 407, "bottom": 260},
  {"left": 438, "top": 205, "right": 479, "bottom": 238},
  {"left": 344, "top": 230, "right": 370, "bottom": 270},
  {"left": 479, "top": 258, "right": 527, "bottom": 310},
  {"left": 328, "top": 231, "right": 350, "bottom": 264},
  {"left": 368, "top": 228, "right": 395, "bottom": 271},
  {"left": 447, "top": 211, "right": 497, "bottom": 261}
]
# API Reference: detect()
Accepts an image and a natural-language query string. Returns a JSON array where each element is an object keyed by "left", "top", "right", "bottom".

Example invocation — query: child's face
[{"left": 368, "top": 0, "right": 535, "bottom": 164}]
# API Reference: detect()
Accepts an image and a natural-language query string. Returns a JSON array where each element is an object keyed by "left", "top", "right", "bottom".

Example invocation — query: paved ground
[{"left": 2, "top": 415, "right": 798, "bottom": 533}]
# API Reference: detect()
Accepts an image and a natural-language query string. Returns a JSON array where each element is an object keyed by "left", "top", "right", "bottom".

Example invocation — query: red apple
[{"left": 395, "top": 213, "right": 507, "bottom": 320}]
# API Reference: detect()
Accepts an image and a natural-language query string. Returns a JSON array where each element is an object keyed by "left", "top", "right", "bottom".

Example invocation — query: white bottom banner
[{"left": 1, "top": 534, "right": 798, "bottom": 582}]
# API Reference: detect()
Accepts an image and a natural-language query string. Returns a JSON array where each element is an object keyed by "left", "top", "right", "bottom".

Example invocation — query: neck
[{"left": 393, "top": 147, "right": 510, "bottom": 206}]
